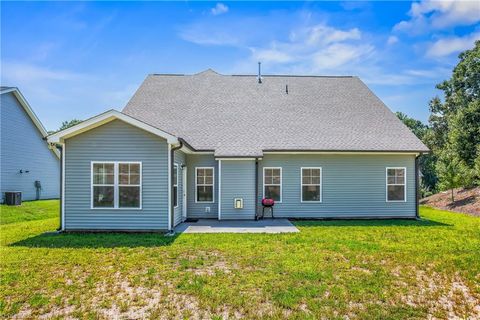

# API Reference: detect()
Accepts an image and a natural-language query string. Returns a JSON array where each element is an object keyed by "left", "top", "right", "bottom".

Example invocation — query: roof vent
[{"left": 257, "top": 62, "right": 262, "bottom": 84}]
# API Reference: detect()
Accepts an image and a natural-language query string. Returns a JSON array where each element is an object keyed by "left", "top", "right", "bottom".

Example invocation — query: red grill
[
  {"left": 256, "top": 198, "right": 275, "bottom": 220},
  {"left": 262, "top": 198, "right": 275, "bottom": 207}
]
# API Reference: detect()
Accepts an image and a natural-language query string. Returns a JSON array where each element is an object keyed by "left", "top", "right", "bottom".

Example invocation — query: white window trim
[
  {"left": 91, "top": 161, "right": 142, "bottom": 210},
  {"left": 300, "top": 167, "right": 322, "bottom": 203},
  {"left": 386, "top": 167, "right": 407, "bottom": 203},
  {"left": 174, "top": 163, "right": 179, "bottom": 208},
  {"left": 263, "top": 167, "right": 282, "bottom": 203},
  {"left": 195, "top": 167, "right": 215, "bottom": 203}
]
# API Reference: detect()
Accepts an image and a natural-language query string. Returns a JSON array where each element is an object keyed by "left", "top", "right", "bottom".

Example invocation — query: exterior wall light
[{"left": 234, "top": 198, "right": 243, "bottom": 209}]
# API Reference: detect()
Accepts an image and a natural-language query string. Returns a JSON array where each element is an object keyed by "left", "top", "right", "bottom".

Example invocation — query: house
[
  {"left": 47, "top": 69, "right": 429, "bottom": 232},
  {"left": 1, "top": 87, "right": 60, "bottom": 202}
]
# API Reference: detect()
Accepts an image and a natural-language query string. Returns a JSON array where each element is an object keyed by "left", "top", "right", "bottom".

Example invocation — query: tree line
[{"left": 396, "top": 40, "right": 480, "bottom": 202}]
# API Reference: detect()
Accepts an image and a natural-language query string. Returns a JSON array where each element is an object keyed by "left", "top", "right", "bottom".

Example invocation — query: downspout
[
  {"left": 170, "top": 140, "right": 183, "bottom": 232},
  {"left": 56, "top": 144, "right": 63, "bottom": 231},
  {"left": 255, "top": 158, "right": 259, "bottom": 220},
  {"left": 415, "top": 155, "right": 420, "bottom": 219}
]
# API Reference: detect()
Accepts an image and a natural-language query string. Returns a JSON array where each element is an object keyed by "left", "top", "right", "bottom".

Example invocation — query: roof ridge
[
  {"left": 195, "top": 68, "right": 222, "bottom": 76},
  {"left": 232, "top": 74, "right": 355, "bottom": 78},
  {"left": 149, "top": 73, "right": 185, "bottom": 76},
  {"left": 149, "top": 73, "right": 356, "bottom": 78}
]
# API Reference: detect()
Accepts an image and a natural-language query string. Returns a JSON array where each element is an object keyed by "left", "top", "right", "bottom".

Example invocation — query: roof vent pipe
[{"left": 258, "top": 62, "right": 262, "bottom": 84}]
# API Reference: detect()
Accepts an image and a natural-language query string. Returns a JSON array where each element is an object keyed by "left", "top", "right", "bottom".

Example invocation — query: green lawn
[
  {"left": 0, "top": 200, "right": 58, "bottom": 225},
  {"left": 1, "top": 202, "right": 479, "bottom": 319}
]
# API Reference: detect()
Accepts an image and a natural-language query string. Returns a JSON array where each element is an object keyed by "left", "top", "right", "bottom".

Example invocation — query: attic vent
[{"left": 257, "top": 62, "right": 262, "bottom": 84}]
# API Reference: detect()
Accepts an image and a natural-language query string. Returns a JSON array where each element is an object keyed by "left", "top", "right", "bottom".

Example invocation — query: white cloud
[
  {"left": 251, "top": 48, "right": 293, "bottom": 63},
  {"left": 178, "top": 19, "right": 371, "bottom": 72},
  {"left": 340, "top": 2, "right": 371, "bottom": 11},
  {"left": 1, "top": 61, "right": 136, "bottom": 130},
  {"left": 179, "top": 23, "right": 240, "bottom": 46},
  {"left": 211, "top": 3, "right": 228, "bottom": 16},
  {"left": 387, "top": 36, "right": 399, "bottom": 45},
  {"left": 312, "top": 43, "right": 374, "bottom": 69},
  {"left": 426, "top": 31, "right": 480, "bottom": 57},
  {"left": 247, "top": 24, "right": 373, "bottom": 73},
  {"left": 404, "top": 67, "right": 450, "bottom": 78},
  {"left": 298, "top": 25, "right": 361, "bottom": 45},
  {"left": 394, "top": 0, "right": 480, "bottom": 33},
  {"left": 1, "top": 62, "right": 84, "bottom": 83}
]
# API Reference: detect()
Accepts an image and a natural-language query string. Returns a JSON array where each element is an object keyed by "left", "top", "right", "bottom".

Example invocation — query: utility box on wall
[{"left": 234, "top": 198, "right": 243, "bottom": 209}]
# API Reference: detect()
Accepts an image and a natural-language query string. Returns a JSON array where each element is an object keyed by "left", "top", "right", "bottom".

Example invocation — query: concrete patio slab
[{"left": 175, "top": 219, "right": 299, "bottom": 234}]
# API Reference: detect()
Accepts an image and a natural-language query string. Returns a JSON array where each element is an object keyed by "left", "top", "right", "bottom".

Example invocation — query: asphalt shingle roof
[{"left": 123, "top": 69, "right": 429, "bottom": 156}]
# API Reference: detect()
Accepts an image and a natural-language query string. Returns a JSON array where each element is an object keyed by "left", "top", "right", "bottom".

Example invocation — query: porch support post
[
  {"left": 61, "top": 143, "right": 65, "bottom": 231},
  {"left": 415, "top": 155, "right": 420, "bottom": 219},
  {"left": 218, "top": 159, "right": 222, "bottom": 220},
  {"left": 55, "top": 143, "right": 65, "bottom": 231},
  {"left": 168, "top": 144, "right": 172, "bottom": 231},
  {"left": 255, "top": 158, "right": 258, "bottom": 220},
  {"left": 169, "top": 141, "right": 183, "bottom": 232}
]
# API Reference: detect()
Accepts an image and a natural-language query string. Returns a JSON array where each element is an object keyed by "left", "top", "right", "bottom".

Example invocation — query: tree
[
  {"left": 436, "top": 151, "right": 471, "bottom": 203},
  {"left": 395, "top": 112, "right": 428, "bottom": 140},
  {"left": 58, "top": 119, "right": 82, "bottom": 131},
  {"left": 418, "top": 40, "right": 480, "bottom": 196},
  {"left": 430, "top": 41, "right": 480, "bottom": 166},
  {"left": 437, "top": 40, "right": 480, "bottom": 112},
  {"left": 425, "top": 96, "right": 449, "bottom": 152},
  {"left": 447, "top": 99, "right": 480, "bottom": 167},
  {"left": 396, "top": 112, "right": 438, "bottom": 192},
  {"left": 473, "top": 151, "right": 480, "bottom": 186}
]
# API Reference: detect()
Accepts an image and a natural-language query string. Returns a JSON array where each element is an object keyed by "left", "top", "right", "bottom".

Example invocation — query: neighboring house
[
  {"left": 1, "top": 87, "right": 60, "bottom": 202},
  {"left": 47, "top": 69, "right": 429, "bottom": 232}
]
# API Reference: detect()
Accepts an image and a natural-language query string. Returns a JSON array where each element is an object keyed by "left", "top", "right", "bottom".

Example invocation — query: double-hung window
[
  {"left": 118, "top": 163, "right": 141, "bottom": 208},
  {"left": 173, "top": 164, "right": 179, "bottom": 207},
  {"left": 92, "top": 162, "right": 142, "bottom": 209},
  {"left": 196, "top": 167, "right": 214, "bottom": 202},
  {"left": 386, "top": 167, "right": 406, "bottom": 202},
  {"left": 263, "top": 167, "right": 282, "bottom": 202},
  {"left": 301, "top": 167, "right": 322, "bottom": 202},
  {"left": 92, "top": 163, "right": 115, "bottom": 208}
]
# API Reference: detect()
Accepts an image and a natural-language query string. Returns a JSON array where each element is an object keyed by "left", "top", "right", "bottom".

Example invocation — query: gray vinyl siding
[
  {"left": 0, "top": 92, "right": 59, "bottom": 202},
  {"left": 173, "top": 150, "right": 186, "bottom": 226},
  {"left": 220, "top": 160, "right": 256, "bottom": 220},
  {"left": 64, "top": 120, "right": 169, "bottom": 230},
  {"left": 186, "top": 154, "right": 218, "bottom": 219},
  {"left": 257, "top": 154, "right": 416, "bottom": 218}
]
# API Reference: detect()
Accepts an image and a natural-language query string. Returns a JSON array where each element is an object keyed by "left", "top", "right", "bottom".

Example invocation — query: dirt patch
[
  {"left": 189, "top": 259, "right": 234, "bottom": 276},
  {"left": 351, "top": 266, "right": 372, "bottom": 274},
  {"left": 394, "top": 268, "right": 480, "bottom": 319},
  {"left": 90, "top": 273, "right": 215, "bottom": 320},
  {"left": 178, "top": 250, "right": 239, "bottom": 276},
  {"left": 421, "top": 187, "right": 480, "bottom": 217}
]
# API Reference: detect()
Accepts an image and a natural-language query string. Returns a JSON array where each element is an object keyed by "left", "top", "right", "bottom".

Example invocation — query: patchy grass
[{"left": 1, "top": 202, "right": 479, "bottom": 319}]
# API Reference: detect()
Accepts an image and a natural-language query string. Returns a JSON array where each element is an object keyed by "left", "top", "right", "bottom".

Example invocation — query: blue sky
[{"left": 2, "top": 1, "right": 479, "bottom": 131}]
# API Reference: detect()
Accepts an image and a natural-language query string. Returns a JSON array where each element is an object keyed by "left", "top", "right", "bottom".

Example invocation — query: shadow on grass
[
  {"left": 449, "top": 195, "right": 476, "bottom": 207},
  {"left": 292, "top": 218, "right": 451, "bottom": 227},
  {"left": 10, "top": 232, "right": 180, "bottom": 248}
]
